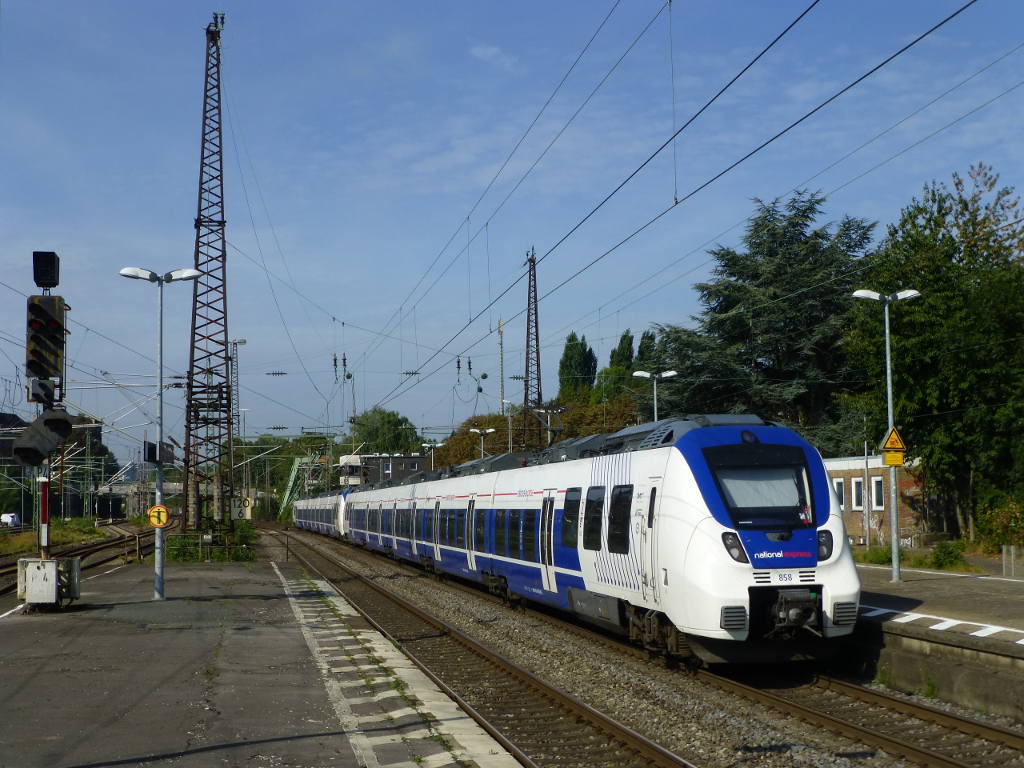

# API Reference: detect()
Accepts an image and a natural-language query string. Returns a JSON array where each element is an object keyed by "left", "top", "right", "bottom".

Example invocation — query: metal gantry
[
  {"left": 183, "top": 13, "right": 234, "bottom": 529},
  {"left": 521, "top": 248, "right": 544, "bottom": 450}
]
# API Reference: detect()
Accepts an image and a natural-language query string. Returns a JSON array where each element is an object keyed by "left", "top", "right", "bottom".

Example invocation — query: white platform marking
[
  {"left": 273, "top": 563, "right": 519, "bottom": 768},
  {"left": 860, "top": 602, "right": 1024, "bottom": 643}
]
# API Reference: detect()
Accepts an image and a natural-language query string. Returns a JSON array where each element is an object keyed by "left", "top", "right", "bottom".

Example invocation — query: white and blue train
[{"left": 293, "top": 414, "right": 861, "bottom": 663}]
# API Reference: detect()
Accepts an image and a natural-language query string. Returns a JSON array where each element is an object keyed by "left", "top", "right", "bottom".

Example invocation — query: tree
[
  {"left": 351, "top": 407, "right": 419, "bottom": 454},
  {"left": 609, "top": 329, "right": 634, "bottom": 369},
  {"left": 636, "top": 330, "right": 656, "bottom": 368},
  {"left": 653, "top": 191, "right": 874, "bottom": 453},
  {"left": 845, "top": 164, "right": 1024, "bottom": 541},
  {"left": 557, "top": 332, "right": 597, "bottom": 402}
]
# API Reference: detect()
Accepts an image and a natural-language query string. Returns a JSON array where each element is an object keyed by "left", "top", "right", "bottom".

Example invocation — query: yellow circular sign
[{"left": 148, "top": 504, "right": 170, "bottom": 528}]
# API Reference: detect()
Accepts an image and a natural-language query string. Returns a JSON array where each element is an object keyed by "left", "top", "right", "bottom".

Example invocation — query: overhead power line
[{"left": 371, "top": 0, "right": 980, "bottom": 411}]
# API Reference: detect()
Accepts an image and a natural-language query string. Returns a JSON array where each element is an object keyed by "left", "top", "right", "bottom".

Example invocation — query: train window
[
  {"left": 704, "top": 444, "right": 815, "bottom": 529},
  {"left": 608, "top": 485, "right": 633, "bottom": 554},
  {"left": 455, "top": 509, "right": 466, "bottom": 548},
  {"left": 495, "top": 510, "right": 507, "bottom": 556},
  {"left": 562, "top": 488, "right": 581, "bottom": 548},
  {"left": 583, "top": 487, "right": 605, "bottom": 550},
  {"left": 522, "top": 509, "right": 538, "bottom": 562},
  {"left": 474, "top": 507, "right": 486, "bottom": 553},
  {"left": 508, "top": 510, "right": 522, "bottom": 560}
]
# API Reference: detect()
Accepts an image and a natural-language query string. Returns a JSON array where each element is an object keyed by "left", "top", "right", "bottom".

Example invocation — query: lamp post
[
  {"left": 119, "top": 266, "right": 201, "bottom": 600},
  {"left": 469, "top": 428, "right": 495, "bottom": 459},
  {"left": 853, "top": 288, "right": 920, "bottom": 583},
  {"left": 421, "top": 441, "right": 445, "bottom": 471},
  {"left": 632, "top": 370, "right": 678, "bottom": 422}
]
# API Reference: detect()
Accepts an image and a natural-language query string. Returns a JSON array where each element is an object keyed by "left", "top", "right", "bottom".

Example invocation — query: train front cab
[{"left": 661, "top": 425, "right": 860, "bottom": 663}]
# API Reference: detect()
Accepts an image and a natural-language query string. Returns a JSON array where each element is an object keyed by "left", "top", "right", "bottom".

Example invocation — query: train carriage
[{"left": 299, "top": 414, "right": 860, "bottom": 664}]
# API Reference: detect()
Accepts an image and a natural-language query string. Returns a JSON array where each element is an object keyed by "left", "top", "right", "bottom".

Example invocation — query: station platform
[
  {"left": 855, "top": 562, "right": 1024, "bottom": 654},
  {"left": 0, "top": 560, "right": 519, "bottom": 768}
]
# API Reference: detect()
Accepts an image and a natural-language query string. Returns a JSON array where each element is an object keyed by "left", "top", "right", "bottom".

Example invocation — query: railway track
[
  {"left": 276, "top": 528, "right": 1024, "bottom": 768},
  {"left": 267, "top": 529, "right": 697, "bottom": 768},
  {"left": 0, "top": 526, "right": 156, "bottom": 597}
]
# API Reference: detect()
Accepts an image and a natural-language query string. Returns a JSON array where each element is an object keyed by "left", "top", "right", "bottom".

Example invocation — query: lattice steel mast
[
  {"left": 521, "top": 248, "right": 543, "bottom": 449},
  {"left": 183, "top": 13, "right": 233, "bottom": 528}
]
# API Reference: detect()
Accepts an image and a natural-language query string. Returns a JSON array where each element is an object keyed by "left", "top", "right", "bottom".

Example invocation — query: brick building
[{"left": 823, "top": 455, "right": 921, "bottom": 546}]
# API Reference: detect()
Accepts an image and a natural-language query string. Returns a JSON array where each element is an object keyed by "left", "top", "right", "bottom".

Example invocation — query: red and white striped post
[{"left": 39, "top": 468, "right": 50, "bottom": 559}]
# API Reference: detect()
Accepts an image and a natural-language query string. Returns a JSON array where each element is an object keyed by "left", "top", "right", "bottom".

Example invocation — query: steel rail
[
  {"left": 0, "top": 527, "right": 157, "bottom": 595},
  {"left": 813, "top": 676, "right": 1024, "bottom": 752},
  {"left": 283, "top": 528, "right": 1024, "bottom": 768},
  {"left": 696, "top": 670, "right": 974, "bottom": 768},
  {"left": 274, "top": 530, "right": 697, "bottom": 768}
]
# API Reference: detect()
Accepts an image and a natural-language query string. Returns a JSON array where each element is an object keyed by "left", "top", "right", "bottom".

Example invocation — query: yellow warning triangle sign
[{"left": 881, "top": 426, "right": 906, "bottom": 451}]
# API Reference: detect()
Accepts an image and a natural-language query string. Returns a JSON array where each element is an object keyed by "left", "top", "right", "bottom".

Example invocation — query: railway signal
[
  {"left": 26, "top": 294, "right": 67, "bottom": 386},
  {"left": 12, "top": 407, "right": 74, "bottom": 467}
]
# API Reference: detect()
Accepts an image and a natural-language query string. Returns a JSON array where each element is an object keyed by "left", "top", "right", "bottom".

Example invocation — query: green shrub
[
  {"left": 926, "top": 539, "right": 968, "bottom": 569},
  {"left": 854, "top": 546, "right": 905, "bottom": 565}
]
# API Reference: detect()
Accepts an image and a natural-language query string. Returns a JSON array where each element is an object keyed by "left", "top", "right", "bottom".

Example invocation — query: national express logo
[{"left": 755, "top": 551, "right": 812, "bottom": 559}]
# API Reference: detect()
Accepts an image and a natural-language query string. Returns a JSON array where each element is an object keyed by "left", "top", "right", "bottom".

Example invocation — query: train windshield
[{"left": 703, "top": 444, "right": 814, "bottom": 529}]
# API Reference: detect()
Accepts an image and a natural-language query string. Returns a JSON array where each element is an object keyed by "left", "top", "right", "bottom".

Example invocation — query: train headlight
[
  {"left": 817, "top": 530, "right": 834, "bottom": 561},
  {"left": 721, "top": 532, "right": 749, "bottom": 564}
]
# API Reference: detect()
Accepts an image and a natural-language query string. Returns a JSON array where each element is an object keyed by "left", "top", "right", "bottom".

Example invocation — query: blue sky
[{"left": 1, "top": 1, "right": 1022, "bottom": 463}]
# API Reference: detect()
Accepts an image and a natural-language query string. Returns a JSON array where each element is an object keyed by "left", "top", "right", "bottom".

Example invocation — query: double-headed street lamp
[
  {"left": 469, "top": 428, "right": 495, "bottom": 459},
  {"left": 853, "top": 288, "right": 921, "bottom": 583},
  {"left": 421, "top": 441, "right": 445, "bottom": 471},
  {"left": 119, "top": 266, "right": 201, "bottom": 600},
  {"left": 632, "top": 370, "right": 677, "bottom": 422}
]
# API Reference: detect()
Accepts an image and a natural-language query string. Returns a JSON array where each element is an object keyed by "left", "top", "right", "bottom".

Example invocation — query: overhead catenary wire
[
  {"left": 372, "top": 0, "right": 983, "bottom": 412},
  {"left": 546, "top": 53, "right": 1024, "bottom": 346},
  {"left": 361, "top": 0, "right": 625, "bottom": 365},
  {"left": 370, "top": 0, "right": 823, "bottom": 409}
]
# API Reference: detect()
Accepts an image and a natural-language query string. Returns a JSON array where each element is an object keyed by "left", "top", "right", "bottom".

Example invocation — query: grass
[{"left": 0, "top": 517, "right": 106, "bottom": 557}]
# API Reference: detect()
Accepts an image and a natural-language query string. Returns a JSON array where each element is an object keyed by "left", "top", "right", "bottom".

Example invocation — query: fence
[{"left": 166, "top": 532, "right": 253, "bottom": 562}]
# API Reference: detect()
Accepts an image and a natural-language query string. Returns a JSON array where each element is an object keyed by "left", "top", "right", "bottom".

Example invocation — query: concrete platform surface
[
  {"left": 856, "top": 563, "right": 1024, "bottom": 652},
  {"left": 0, "top": 561, "right": 517, "bottom": 768}
]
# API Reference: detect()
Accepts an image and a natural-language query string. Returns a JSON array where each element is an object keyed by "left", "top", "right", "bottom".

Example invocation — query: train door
[
  {"left": 539, "top": 490, "right": 557, "bottom": 592},
  {"left": 466, "top": 498, "right": 476, "bottom": 570},
  {"left": 640, "top": 480, "right": 661, "bottom": 604},
  {"left": 409, "top": 503, "right": 417, "bottom": 557},
  {"left": 432, "top": 501, "right": 441, "bottom": 560}
]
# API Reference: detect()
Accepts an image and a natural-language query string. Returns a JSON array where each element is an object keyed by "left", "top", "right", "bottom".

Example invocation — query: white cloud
[{"left": 470, "top": 44, "right": 518, "bottom": 72}]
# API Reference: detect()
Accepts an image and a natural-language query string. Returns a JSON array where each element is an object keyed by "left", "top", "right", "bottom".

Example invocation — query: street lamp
[
  {"left": 853, "top": 287, "right": 920, "bottom": 583},
  {"left": 632, "top": 370, "right": 678, "bottom": 422},
  {"left": 119, "top": 265, "right": 201, "bottom": 600},
  {"left": 421, "top": 441, "right": 445, "bottom": 471},
  {"left": 469, "top": 428, "right": 496, "bottom": 459}
]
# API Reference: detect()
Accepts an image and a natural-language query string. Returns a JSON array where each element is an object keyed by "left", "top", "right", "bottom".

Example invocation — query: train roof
[{"left": 350, "top": 414, "right": 774, "bottom": 492}]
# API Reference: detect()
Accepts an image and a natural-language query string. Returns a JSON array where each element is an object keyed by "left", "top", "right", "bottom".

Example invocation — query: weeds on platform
[{"left": 0, "top": 518, "right": 105, "bottom": 557}]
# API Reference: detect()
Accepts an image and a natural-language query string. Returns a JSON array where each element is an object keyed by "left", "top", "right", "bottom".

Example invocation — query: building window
[
  {"left": 873, "top": 476, "right": 885, "bottom": 510},
  {"left": 832, "top": 478, "right": 845, "bottom": 509},
  {"left": 852, "top": 478, "right": 864, "bottom": 510}
]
